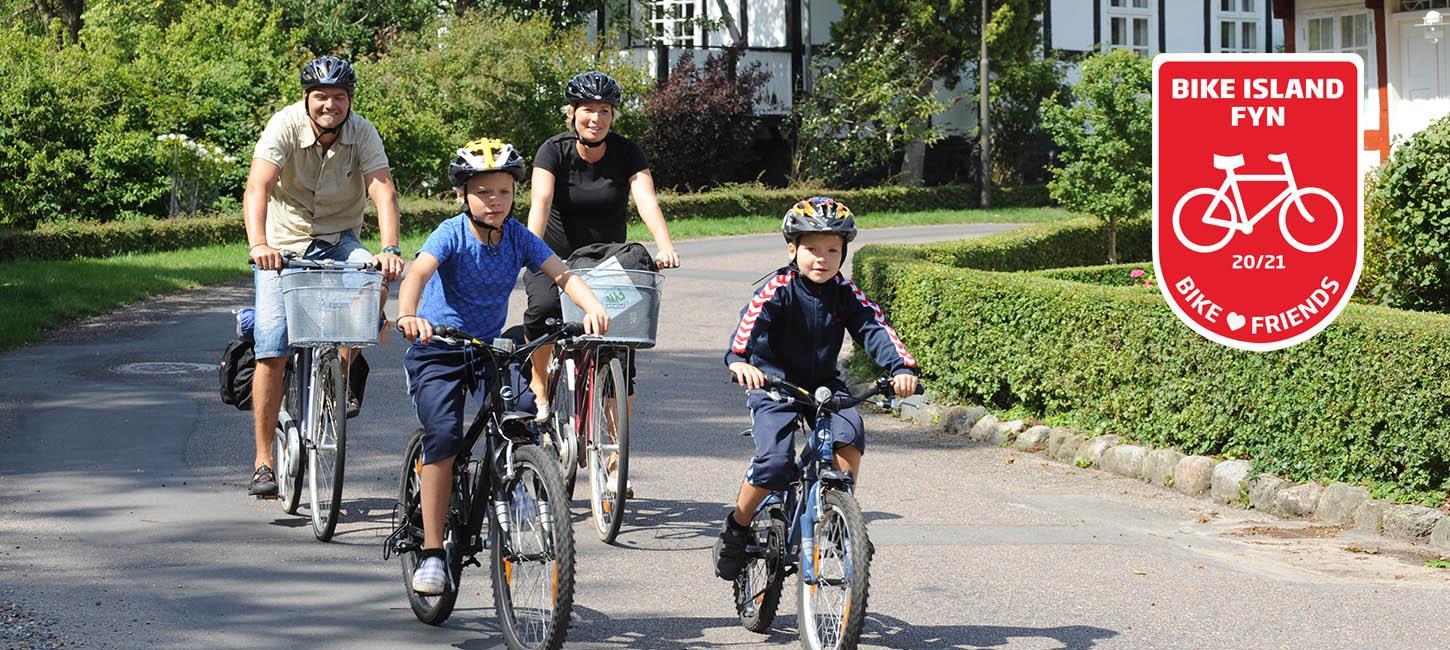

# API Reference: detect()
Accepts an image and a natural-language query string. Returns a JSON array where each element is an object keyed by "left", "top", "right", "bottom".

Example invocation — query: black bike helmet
[
  {"left": 449, "top": 137, "right": 527, "bottom": 188},
  {"left": 301, "top": 55, "right": 357, "bottom": 93},
  {"left": 782, "top": 197, "right": 857, "bottom": 244},
  {"left": 565, "top": 71, "right": 622, "bottom": 105}
]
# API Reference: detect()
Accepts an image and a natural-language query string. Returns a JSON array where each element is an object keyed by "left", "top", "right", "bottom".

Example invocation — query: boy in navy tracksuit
[{"left": 714, "top": 197, "right": 919, "bottom": 580}]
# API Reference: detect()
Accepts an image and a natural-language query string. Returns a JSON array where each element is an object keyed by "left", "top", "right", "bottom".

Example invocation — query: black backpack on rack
[{"left": 566, "top": 241, "right": 655, "bottom": 272}]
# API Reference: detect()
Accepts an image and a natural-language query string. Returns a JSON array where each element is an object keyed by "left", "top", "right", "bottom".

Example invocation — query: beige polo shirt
[{"left": 253, "top": 101, "right": 390, "bottom": 253}]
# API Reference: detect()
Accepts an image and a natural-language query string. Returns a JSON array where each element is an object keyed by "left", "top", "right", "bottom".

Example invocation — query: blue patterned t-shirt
[{"left": 416, "top": 214, "right": 555, "bottom": 340}]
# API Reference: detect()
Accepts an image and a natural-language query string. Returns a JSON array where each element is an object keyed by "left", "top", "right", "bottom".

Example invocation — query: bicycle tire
[
  {"left": 1278, "top": 186, "right": 1344, "bottom": 254},
  {"left": 398, "top": 428, "right": 461, "bottom": 625},
  {"left": 734, "top": 505, "right": 786, "bottom": 633},
  {"left": 276, "top": 357, "right": 305, "bottom": 514},
  {"left": 798, "top": 488, "right": 871, "bottom": 650},
  {"left": 1171, "top": 187, "right": 1238, "bottom": 253},
  {"left": 307, "top": 350, "right": 347, "bottom": 541},
  {"left": 548, "top": 359, "right": 579, "bottom": 497},
  {"left": 490, "top": 444, "right": 576, "bottom": 650},
  {"left": 587, "top": 355, "right": 629, "bottom": 543}
]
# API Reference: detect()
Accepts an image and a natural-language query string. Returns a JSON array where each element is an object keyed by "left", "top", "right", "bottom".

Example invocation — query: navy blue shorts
[
  {"left": 404, "top": 343, "right": 536, "bottom": 465},
  {"left": 744, "top": 390, "right": 865, "bottom": 491}
]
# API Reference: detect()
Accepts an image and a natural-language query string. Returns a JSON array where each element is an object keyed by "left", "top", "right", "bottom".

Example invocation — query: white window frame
[
  {"left": 1298, "top": 7, "right": 1377, "bottom": 102},
  {"left": 1215, "top": 0, "right": 1266, "bottom": 53},
  {"left": 648, "top": 0, "right": 702, "bottom": 48},
  {"left": 1399, "top": 0, "right": 1450, "bottom": 12},
  {"left": 1104, "top": 0, "right": 1155, "bottom": 57}
]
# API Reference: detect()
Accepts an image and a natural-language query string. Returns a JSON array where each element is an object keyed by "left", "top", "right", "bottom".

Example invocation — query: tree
[
  {"left": 641, "top": 49, "right": 768, "bottom": 190},
  {"left": 829, "top": 0, "right": 1055, "bottom": 186},
  {"left": 1040, "top": 50, "right": 1152, "bottom": 264},
  {"left": 2, "top": 0, "right": 84, "bottom": 43}
]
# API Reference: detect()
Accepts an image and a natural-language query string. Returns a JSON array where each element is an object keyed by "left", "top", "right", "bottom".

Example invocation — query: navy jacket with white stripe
[{"left": 724, "top": 265, "right": 917, "bottom": 389}]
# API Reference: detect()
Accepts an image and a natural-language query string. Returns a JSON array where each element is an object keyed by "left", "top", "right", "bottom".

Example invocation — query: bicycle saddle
[{"left": 1212, "top": 154, "right": 1245, "bottom": 171}]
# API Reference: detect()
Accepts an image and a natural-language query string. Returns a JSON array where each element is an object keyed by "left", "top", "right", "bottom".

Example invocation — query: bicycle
[
  {"left": 384, "top": 321, "right": 580, "bottom": 650},
  {"left": 267, "top": 256, "right": 382, "bottom": 542},
  {"left": 730, "top": 376, "right": 920, "bottom": 650},
  {"left": 544, "top": 265, "right": 663, "bottom": 544},
  {"left": 1171, "top": 152, "right": 1344, "bottom": 254}
]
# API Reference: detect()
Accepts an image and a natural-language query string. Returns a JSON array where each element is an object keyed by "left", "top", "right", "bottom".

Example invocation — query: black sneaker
[
  {"left": 346, "top": 389, "right": 360, "bottom": 419},
  {"left": 713, "top": 513, "right": 751, "bottom": 581},
  {"left": 248, "top": 465, "right": 278, "bottom": 497}
]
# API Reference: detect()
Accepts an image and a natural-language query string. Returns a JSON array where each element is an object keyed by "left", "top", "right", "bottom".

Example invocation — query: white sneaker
[
  {"left": 412, "top": 555, "right": 447, "bottom": 595},
  {"left": 533, "top": 400, "right": 551, "bottom": 422}
]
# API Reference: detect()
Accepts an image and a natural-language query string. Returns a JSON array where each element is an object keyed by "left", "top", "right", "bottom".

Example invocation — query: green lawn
[{"left": 0, "top": 207, "right": 1070, "bottom": 352}]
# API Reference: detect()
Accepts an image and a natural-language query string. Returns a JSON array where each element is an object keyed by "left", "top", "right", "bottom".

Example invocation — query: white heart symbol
[{"left": 1227, "top": 312, "right": 1246, "bottom": 331}]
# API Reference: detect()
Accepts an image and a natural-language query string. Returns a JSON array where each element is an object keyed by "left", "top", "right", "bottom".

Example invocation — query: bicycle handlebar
[
  {"left": 248, "top": 254, "right": 380, "bottom": 272},
  {"left": 735, "top": 374, "right": 924, "bottom": 412},
  {"left": 407, "top": 319, "right": 584, "bottom": 361}
]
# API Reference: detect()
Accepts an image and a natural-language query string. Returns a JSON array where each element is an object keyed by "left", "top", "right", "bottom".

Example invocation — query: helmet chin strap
[
  {"left": 463, "top": 201, "right": 509, "bottom": 242},
  {"left": 577, "top": 135, "right": 604, "bottom": 148}
]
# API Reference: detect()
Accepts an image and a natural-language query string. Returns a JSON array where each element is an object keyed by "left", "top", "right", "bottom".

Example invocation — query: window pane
[
  {"left": 1111, "top": 17, "right": 1124, "bottom": 45},
  {"left": 1134, "top": 17, "right": 1149, "bottom": 47},
  {"left": 1242, "top": 0, "right": 1255, "bottom": 12},
  {"left": 1222, "top": 22, "right": 1236, "bottom": 49},
  {"left": 1243, "top": 22, "right": 1257, "bottom": 50},
  {"left": 1342, "top": 14, "right": 1368, "bottom": 49},
  {"left": 1135, "top": 0, "right": 1148, "bottom": 7}
]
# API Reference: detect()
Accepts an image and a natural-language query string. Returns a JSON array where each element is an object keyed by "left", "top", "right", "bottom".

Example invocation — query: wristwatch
[{"left": 381, "top": 245, "right": 402, "bottom": 256}]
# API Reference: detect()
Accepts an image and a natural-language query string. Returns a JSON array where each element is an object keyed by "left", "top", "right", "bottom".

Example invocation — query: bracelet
[
  {"left": 248, "top": 243, "right": 268, "bottom": 251},
  {"left": 381, "top": 245, "right": 402, "bottom": 256},
  {"left": 396, "top": 315, "right": 418, "bottom": 323}
]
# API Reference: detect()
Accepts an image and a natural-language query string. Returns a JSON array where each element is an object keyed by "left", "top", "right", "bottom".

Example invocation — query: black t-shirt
[{"left": 533, "top": 131, "right": 649, "bottom": 258}]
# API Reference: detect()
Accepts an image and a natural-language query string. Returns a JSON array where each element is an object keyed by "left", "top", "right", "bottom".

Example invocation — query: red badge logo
[{"left": 1153, "top": 54, "right": 1363, "bottom": 351}]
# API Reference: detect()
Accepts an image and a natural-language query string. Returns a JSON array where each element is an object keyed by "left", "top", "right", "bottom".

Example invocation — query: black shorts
[{"left": 522, "top": 269, "right": 562, "bottom": 341}]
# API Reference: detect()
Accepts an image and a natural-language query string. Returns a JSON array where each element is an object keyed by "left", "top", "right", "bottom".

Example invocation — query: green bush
[
  {"left": 357, "top": 12, "right": 650, "bottom": 194},
  {"left": 0, "top": 3, "right": 298, "bottom": 228},
  {"left": 0, "top": 184, "right": 1041, "bottom": 261},
  {"left": 1035, "top": 262, "right": 1155, "bottom": 287},
  {"left": 1363, "top": 113, "right": 1450, "bottom": 313},
  {"left": 853, "top": 219, "right": 1450, "bottom": 503}
]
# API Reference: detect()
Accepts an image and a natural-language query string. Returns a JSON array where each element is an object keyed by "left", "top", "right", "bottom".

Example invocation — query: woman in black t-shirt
[{"left": 523, "top": 71, "right": 679, "bottom": 413}]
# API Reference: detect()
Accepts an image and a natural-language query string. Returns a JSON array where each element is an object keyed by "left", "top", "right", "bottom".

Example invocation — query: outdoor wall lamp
[{"left": 1417, "top": 9, "right": 1444, "bottom": 44}]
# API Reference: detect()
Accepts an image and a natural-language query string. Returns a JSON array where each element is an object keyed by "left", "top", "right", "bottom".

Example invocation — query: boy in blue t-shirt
[
  {"left": 714, "top": 197, "right": 919, "bottom": 581},
  {"left": 396, "top": 138, "right": 609, "bottom": 596}
]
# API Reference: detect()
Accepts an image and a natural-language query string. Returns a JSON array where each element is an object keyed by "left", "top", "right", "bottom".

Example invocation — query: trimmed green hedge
[
  {"left": 2, "top": 184, "right": 1051, "bottom": 262},
  {"left": 854, "top": 218, "right": 1450, "bottom": 503},
  {"left": 1035, "top": 262, "right": 1154, "bottom": 287}
]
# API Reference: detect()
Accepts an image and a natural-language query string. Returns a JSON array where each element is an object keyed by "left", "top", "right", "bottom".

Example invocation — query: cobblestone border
[{"left": 894, "top": 396, "right": 1450, "bottom": 553}]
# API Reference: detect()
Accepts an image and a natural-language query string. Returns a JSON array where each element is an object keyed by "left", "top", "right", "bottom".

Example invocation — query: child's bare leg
[
  {"left": 421, "top": 456, "right": 454, "bottom": 549},
  {"left": 733, "top": 481, "right": 772, "bottom": 526},
  {"left": 834, "top": 444, "right": 862, "bottom": 483}
]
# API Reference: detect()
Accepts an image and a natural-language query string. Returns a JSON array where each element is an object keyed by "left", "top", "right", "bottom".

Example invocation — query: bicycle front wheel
[
  {"left": 798, "top": 488, "right": 871, "bottom": 650},
  {"left": 307, "top": 349, "right": 347, "bottom": 541},
  {"left": 276, "top": 357, "right": 305, "bottom": 514},
  {"left": 548, "top": 360, "right": 578, "bottom": 497},
  {"left": 587, "top": 355, "right": 629, "bottom": 543},
  {"left": 397, "top": 429, "right": 460, "bottom": 625},
  {"left": 490, "top": 444, "right": 575, "bottom": 650}
]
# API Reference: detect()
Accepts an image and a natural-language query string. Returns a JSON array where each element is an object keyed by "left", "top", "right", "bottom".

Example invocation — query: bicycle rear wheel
[
  {"left": 734, "top": 504, "right": 786, "bottom": 633},
  {"left": 276, "top": 354, "right": 306, "bottom": 514},
  {"left": 396, "top": 429, "right": 461, "bottom": 625},
  {"left": 547, "top": 358, "right": 578, "bottom": 497},
  {"left": 490, "top": 444, "right": 575, "bottom": 650},
  {"left": 798, "top": 488, "right": 871, "bottom": 650},
  {"left": 307, "top": 349, "right": 347, "bottom": 541},
  {"left": 587, "top": 355, "right": 629, "bottom": 543}
]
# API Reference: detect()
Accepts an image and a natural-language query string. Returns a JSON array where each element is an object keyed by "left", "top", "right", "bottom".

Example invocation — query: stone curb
[{"left": 884, "top": 399, "right": 1450, "bottom": 554}]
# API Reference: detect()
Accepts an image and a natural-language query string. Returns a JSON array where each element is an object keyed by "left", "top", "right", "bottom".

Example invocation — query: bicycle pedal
[{"left": 254, "top": 493, "right": 280, "bottom": 500}]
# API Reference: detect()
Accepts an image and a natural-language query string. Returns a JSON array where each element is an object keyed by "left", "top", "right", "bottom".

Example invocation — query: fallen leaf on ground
[{"left": 1344, "top": 545, "right": 1381, "bottom": 555}]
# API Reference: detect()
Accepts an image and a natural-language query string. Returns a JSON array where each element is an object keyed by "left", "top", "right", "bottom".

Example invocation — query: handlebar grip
[
  {"left": 560, "top": 321, "right": 586, "bottom": 337},
  {"left": 432, "top": 325, "right": 462, "bottom": 339}
]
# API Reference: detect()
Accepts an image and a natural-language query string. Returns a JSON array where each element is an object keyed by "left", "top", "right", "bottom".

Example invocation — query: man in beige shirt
[{"left": 244, "top": 55, "right": 405, "bottom": 497}]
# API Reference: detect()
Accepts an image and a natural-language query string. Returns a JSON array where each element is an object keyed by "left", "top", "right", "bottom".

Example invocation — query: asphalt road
[{"left": 2, "top": 223, "right": 1448, "bottom": 649}]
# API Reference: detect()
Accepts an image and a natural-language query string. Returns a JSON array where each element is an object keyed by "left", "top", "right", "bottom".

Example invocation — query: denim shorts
[{"left": 253, "top": 232, "right": 373, "bottom": 360}]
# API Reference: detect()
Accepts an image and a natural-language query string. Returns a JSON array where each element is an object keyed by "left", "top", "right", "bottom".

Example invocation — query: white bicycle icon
[{"left": 1171, "top": 153, "right": 1344, "bottom": 254}]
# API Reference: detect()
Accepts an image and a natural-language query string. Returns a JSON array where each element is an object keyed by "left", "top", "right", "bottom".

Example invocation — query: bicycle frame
[
  {"left": 551, "top": 339, "right": 632, "bottom": 460},
  {"left": 1202, "top": 158, "right": 1311, "bottom": 233},
  {"left": 757, "top": 405, "right": 851, "bottom": 586}
]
